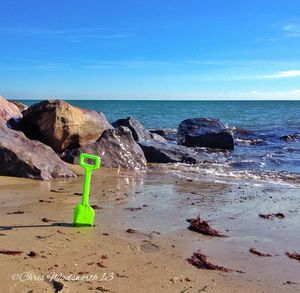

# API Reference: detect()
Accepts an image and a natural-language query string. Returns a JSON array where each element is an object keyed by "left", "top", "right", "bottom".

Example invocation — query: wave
[{"left": 150, "top": 162, "right": 300, "bottom": 187}]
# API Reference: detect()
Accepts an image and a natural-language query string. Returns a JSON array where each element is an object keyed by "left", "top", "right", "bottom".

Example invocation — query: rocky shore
[
  {"left": 1, "top": 96, "right": 299, "bottom": 292},
  {"left": 0, "top": 96, "right": 234, "bottom": 180}
]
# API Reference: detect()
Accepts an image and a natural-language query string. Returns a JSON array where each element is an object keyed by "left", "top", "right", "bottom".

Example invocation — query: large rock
[
  {"left": 138, "top": 141, "right": 200, "bottom": 164},
  {"left": 280, "top": 133, "right": 299, "bottom": 142},
  {"left": 21, "top": 100, "right": 112, "bottom": 153},
  {"left": 0, "top": 121, "right": 75, "bottom": 180},
  {"left": 150, "top": 132, "right": 167, "bottom": 143},
  {"left": 177, "top": 118, "right": 234, "bottom": 150},
  {"left": 0, "top": 96, "right": 22, "bottom": 123},
  {"left": 149, "top": 128, "right": 177, "bottom": 142},
  {"left": 10, "top": 100, "right": 28, "bottom": 112},
  {"left": 61, "top": 126, "right": 147, "bottom": 171},
  {"left": 112, "top": 116, "right": 166, "bottom": 142}
]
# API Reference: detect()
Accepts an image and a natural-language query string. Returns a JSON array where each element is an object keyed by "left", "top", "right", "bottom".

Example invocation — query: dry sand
[{"left": 0, "top": 166, "right": 299, "bottom": 293}]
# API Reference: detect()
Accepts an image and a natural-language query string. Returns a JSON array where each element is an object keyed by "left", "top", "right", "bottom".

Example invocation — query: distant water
[{"left": 21, "top": 100, "right": 300, "bottom": 185}]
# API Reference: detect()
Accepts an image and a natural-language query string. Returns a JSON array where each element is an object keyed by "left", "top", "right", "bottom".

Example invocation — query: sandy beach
[
  {"left": 1, "top": 165, "right": 299, "bottom": 293},
  {"left": 1, "top": 1, "right": 300, "bottom": 292}
]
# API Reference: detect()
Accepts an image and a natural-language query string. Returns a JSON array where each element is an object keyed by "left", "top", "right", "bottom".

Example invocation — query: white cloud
[
  {"left": 82, "top": 60, "right": 178, "bottom": 70},
  {"left": 259, "top": 70, "right": 300, "bottom": 79},
  {"left": 68, "top": 90, "right": 300, "bottom": 100},
  {"left": 156, "top": 90, "right": 300, "bottom": 100},
  {"left": 4, "top": 89, "right": 300, "bottom": 101},
  {"left": 0, "top": 62, "right": 65, "bottom": 71},
  {"left": 276, "top": 70, "right": 300, "bottom": 77},
  {"left": 282, "top": 24, "right": 300, "bottom": 38}
]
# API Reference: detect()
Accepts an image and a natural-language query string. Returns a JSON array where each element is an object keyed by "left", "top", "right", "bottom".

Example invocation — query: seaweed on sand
[
  {"left": 0, "top": 250, "right": 23, "bottom": 255},
  {"left": 249, "top": 248, "right": 273, "bottom": 257},
  {"left": 187, "top": 250, "right": 244, "bottom": 273},
  {"left": 259, "top": 213, "right": 285, "bottom": 220},
  {"left": 286, "top": 252, "right": 300, "bottom": 262},
  {"left": 187, "top": 216, "right": 226, "bottom": 237}
]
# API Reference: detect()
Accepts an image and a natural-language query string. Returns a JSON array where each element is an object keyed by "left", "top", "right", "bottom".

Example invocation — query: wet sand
[{"left": 0, "top": 166, "right": 299, "bottom": 292}]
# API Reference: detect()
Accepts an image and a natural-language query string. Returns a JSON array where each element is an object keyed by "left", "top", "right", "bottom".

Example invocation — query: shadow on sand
[{"left": 0, "top": 222, "right": 94, "bottom": 230}]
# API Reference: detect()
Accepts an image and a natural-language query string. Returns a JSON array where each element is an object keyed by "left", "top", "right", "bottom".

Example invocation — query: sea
[{"left": 21, "top": 100, "right": 300, "bottom": 186}]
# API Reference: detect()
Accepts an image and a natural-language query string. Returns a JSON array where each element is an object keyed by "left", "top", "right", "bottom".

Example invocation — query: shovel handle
[
  {"left": 80, "top": 153, "right": 101, "bottom": 206},
  {"left": 79, "top": 153, "right": 101, "bottom": 171}
]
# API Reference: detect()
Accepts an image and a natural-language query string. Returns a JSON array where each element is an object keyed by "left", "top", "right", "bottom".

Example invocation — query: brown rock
[
  {"left": 10, "top": 100, "right": 28, "bottom": 112},
  {"left": 0, "top": 122, "right": 75, "bottom": 180},
  {"left": 21, "top": 100, "right": 112, "bottom": 152},
  {"left": 0, "top": 96, "right": 22, "bottom": 123},
  {"left": 61, "top": 126, "right": 147, "bottom": 170},
  {"left": 27, "top": 251, "right": 37, "bottom": 257},
  {"left": 126, "top": 228, "right": 137, "bottom": 233},
  {"left": 96, "top": 262, "right": 107, "bottom": 268}
]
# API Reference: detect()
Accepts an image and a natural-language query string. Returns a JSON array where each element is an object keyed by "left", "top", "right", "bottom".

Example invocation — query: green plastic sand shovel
[{"left": 73, "top": 153, "right": 101, "bottom": 226}]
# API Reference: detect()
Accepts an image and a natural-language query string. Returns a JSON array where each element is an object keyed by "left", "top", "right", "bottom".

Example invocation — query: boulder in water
[
  {"left": 177, "top": 118, "right": 234, "bottom": 150},
  {"left": 138, "top": 140, "right": 199, "bottom": 164},
  {"left": 149, "top": 128, "right": 177, "bottom": 141},
  {"left": 280, "top": 134, "right": 299, "bottom": 142}
]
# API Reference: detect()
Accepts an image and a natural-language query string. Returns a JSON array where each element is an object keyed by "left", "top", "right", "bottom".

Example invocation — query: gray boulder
[
  {"left": 280, "top": 133, "right": 299, "bottom": 141},
  {"left": 0, "top": 121, "right": 75, "bottom": 180},
  {"left": 177, "top": 118, "right": 234, "bottom": 150},
  {"left": 150, "top": 132, "right": 167, "bottom": 143},
  {"left": 149, "top": 128, "right": 177, "bottom": 142},
  {"left": 138, "top": 141, "right": 200, "bottom": 164},
  {"left": 112, "top": 116, "right": 166, "bottom": 142},
  {"left": 61, "top": 126, "right": 147, "bottom": 171}
]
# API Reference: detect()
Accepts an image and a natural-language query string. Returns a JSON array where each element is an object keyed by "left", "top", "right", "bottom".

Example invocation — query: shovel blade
[{"left": 73, "top": 204, "right": 95, "bottom": 226}]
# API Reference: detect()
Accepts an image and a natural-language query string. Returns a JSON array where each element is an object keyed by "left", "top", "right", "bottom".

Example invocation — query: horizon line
[{"left": 9, "top": 98, "right": 300, "bottom": 102}]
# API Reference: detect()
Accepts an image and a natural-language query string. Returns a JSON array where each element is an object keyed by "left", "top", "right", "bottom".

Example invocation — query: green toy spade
[{"left": 73, "top": 153, "right": 101, "bottom": 226}]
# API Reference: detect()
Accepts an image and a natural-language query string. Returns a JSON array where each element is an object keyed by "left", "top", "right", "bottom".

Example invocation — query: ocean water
[
  {"left": 21, "top": 100, "right": 300, "bottom": 185},
  {"left": 21, "top": 100, "right": 300, "bottom": 130}
]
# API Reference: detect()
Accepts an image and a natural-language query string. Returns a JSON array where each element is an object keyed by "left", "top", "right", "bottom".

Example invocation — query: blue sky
[{"left": 0, "top": 0, "right": 300, "bottom": 100}]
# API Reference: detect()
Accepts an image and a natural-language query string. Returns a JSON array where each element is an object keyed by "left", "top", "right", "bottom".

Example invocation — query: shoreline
[{"left": 1, "top": 167, "right": 299, "bottom": 292}]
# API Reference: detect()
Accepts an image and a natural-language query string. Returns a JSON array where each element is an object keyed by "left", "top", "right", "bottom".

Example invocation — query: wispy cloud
[
  {"left": 83, "top": 59, "right": 300, "bottom": 72},
  {"left": 0, "top": 27, "right": 131, "bottom": 42},
  {"left": 256, "top": 23, "right": 300, "bottom": 43},
  {"left": 43, "top": 89, "right": 300, "bottom": 101},
  {"left": 82, "top": 60, "right": 178, "bottom": 70},
  {"left": 259, "top": 70, "right": 300, "bottom": 79},
  {"left": 5, "top": 89, "right": 300, "bottom": 101},
  {"left": 274, "top": 70, "right": 300, "bottom": 78},
  {"left": 0, "top": 62, "right": 66, "bottom": 71},
  {"left": 282, "top": 24, "right": 300, "bottom": 38},
  {"left": 126, "top": 90, "right": 300, "bottom": 100},
  {"left": 187, "top": 59, "right": 300, "bottom": 67}
]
